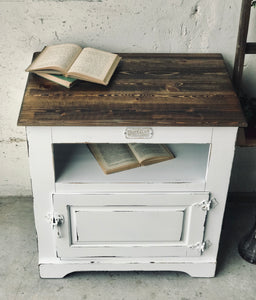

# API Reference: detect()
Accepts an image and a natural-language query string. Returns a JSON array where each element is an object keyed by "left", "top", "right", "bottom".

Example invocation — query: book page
[
  {"left": 26, "top": 44, "right": 82, "bottom": 73},
  {"left": 68, "top": 47, "right": 117, "bottom": 80},
  {"left": 88, "top": 144, "right": 139, "bottom": 174},
  {"left": 129, "top": 144, "right": 174, "bottom": 164}
]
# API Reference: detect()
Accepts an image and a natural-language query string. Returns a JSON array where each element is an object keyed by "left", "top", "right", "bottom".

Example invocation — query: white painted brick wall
[{"left": 0, "top": 0, "right": 255, "bottom": 195}]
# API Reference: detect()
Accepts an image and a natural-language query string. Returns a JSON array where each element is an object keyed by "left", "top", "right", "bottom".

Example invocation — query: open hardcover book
[
  {"left": 26, "top": 43, "right": 121, "bottom": 86},
  {"left": 88, "top": 143, "right": 175, "bottom": 174}
]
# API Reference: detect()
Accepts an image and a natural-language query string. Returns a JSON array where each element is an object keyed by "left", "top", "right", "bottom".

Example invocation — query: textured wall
[{"left": 0, "top": 0, "right": 255, "bottom": 195}]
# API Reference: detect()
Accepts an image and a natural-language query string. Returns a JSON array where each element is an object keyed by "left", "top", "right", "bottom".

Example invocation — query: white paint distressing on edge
[
  {"left": 39, "top": 261, "right": 216, "bottom": 279},
  {"left": 203, "top": 127, "right": 238, "bottom": 259},
  {"left": 26, "top": 127, "right": 58, "bottom": 261}
]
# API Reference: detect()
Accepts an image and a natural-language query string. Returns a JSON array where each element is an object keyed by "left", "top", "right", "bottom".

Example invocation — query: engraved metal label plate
[{"left": 124, "top": 128, "right": 153, "bottom": 139}]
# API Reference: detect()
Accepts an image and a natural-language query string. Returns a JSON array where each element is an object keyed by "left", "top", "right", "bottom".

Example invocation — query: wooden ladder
[
  {"left": 233, "top": 0, "right": 256, "bottom": 146},
  {"left": 233, "top": 0, "right": 256, "bottom": 92}
]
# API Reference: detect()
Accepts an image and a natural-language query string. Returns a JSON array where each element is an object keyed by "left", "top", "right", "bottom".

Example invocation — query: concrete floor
[{"left": 0, "top": 196, "right": 255, "bottom": 300}]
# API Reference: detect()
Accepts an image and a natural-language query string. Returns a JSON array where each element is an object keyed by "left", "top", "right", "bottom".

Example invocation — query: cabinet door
[{"left": 53, "top": 192, "right": 210, "bottom": 258}]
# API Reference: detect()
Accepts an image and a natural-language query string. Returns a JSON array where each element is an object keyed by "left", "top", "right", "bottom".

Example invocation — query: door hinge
[
  {"left": 46, "top": 213, "right": 64, "bottom": 238},
  {"left": 193, "top": 197, "right": 218, "bottom": 211},
  {"left": 188, "top": 240, "right": 212, "bottom": 253}
]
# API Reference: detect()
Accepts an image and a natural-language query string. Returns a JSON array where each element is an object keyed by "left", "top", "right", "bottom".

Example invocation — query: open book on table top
[
  {"left": 88, "top": 143, "right": 175, "bottom": 175},
  {"left": 26, "top": 43, "right": 121, "bottom": 86}
]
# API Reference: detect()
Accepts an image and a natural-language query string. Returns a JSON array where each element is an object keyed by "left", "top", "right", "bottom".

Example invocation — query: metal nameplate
[{"left": 124, "top": 128, "right": 153, "bottom": 139}]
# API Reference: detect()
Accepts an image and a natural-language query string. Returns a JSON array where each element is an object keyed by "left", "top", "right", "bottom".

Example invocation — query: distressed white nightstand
[{"left": 18, "top": 53, "right": 246, "bottom": 278}]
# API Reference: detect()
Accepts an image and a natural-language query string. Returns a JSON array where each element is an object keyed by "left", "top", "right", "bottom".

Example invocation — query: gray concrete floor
[{"left": 0, "top": 196, "right": 255, "bottom": 300}]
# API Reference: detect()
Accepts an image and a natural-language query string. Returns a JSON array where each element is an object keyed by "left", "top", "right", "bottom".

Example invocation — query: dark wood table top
[{"left": 18, "top": 53, "right": 247, "bottom": 127}]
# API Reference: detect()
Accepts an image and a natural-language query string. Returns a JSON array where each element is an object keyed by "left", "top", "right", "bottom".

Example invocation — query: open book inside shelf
[
  {"left": 87, "top": 143, "right": 175, "bottom": 174},
  {"left": 54, "top": 143, "right": 210, "bottom": 186}
]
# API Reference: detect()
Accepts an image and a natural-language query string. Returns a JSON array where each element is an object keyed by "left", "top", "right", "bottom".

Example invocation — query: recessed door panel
[{"left": 72, "top": 208, "right": 183, "bottom": 244}]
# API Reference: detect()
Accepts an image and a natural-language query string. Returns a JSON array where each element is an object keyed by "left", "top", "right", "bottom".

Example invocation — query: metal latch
[
  {"left": 46, "top": 213, "right": 64, "bottom": 238},
  {"left": 193, "top": 197, "right": 218, "bottom": 211},
  {"left": 188, "top": 240, "right": 212, "bottom": 253}
]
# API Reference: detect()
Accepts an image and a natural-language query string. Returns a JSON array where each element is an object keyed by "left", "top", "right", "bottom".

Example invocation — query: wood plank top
[{"left": 18, "top": 53, "right": 247, "bottom": 127}]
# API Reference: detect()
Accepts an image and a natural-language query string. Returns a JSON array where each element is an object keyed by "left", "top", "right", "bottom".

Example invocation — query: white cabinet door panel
[{"left": 53, "top": 192, "right": 209, "bottom": 258}]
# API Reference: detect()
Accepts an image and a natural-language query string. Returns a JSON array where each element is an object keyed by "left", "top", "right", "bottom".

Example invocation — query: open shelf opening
[{"left": 53, "top": 143, "right": 210, "bottom": 188}]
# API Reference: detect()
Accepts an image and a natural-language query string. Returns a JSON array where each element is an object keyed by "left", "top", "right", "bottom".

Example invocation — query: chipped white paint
[{"left": 0, "top": 0, "right": 255, "bottom": 195}]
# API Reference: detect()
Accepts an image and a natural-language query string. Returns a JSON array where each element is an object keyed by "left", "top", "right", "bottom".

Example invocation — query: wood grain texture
[{"left": 18, "top": 53, "right": 247, "bottom": 127}]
